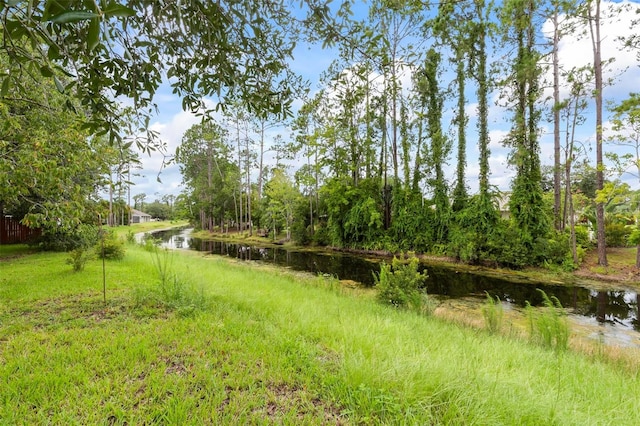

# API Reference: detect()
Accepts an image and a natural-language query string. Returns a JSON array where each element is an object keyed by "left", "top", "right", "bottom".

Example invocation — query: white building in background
[{"left": 130, "top": 209, "right": 152, "bottom": 224}]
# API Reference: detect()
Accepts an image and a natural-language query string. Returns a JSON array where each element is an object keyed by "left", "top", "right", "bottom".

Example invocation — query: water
[{"left": 149, "top": 227, "right": 640, "bottom": 347}]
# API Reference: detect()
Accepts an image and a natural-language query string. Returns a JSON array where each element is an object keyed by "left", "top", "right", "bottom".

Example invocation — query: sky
[{"left": 129, "top": 0, "right": 640, "bottom": 203}]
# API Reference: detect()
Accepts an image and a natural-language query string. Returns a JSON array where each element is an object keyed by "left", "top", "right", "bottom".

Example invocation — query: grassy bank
[{"left": 1, "top": 234, "right": 640, "bottom": 424}]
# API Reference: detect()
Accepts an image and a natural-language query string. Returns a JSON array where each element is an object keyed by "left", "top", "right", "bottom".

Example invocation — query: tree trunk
[
  {"left": 237, "top": 119, "right": 243, "bottom": 232},
  {"left": 588, "top": 0, "right": 608, "bottom": 266},
  {"left": 108, "top": 173, "right": 114, "bottom": 227},
  {"left": 477, "top": 19, "right": 490, "bottom": 197},
  {"left": 553, "top": 6, "right": 562, "bottom": 230},
  {"left": 452, "top": 44, "right": 468, "bottom": 211},
  {"left": 258, "top": 121, "right": 265, "bottom": 201},
  {"left": 246, "top": 135, "right": 252, "bottom": 236}
]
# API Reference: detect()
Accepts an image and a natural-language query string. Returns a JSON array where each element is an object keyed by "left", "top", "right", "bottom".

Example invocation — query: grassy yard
[{"left": 1, "top": 229, "right": 640, "bottom": 424}]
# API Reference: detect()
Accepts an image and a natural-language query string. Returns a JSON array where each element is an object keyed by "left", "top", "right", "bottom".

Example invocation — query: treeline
[
  {"left": 175, "top": 0, "right": 640, "bottom": 269},
  {"left": 176, "top": 118, "right": 639, "bottom": 270}
]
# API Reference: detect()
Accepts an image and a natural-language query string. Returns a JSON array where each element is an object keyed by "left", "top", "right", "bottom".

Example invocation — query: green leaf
[
  {"left": 40, "top": 66, "right": 53, "bottom": 77},
  {"left": 48, "top": 11, "right": 99, "bottom": 24},
  {"left": 47, "top": 45, "right": 60, "bottom": 61},
  {"left": 54, "top": 76, "right": 65, "bottom": 93},
  {"left": 87, "top": 18, "right": 100, "bottom": 52},
  {"left": 103, "top": 3, "right": 136, "bottom": 18},
  {"left": 1, "top": 78, "right": 10, "bottom": 97},
  {"left": 65, "top": 99, "right": 77, "bottom": 113}
]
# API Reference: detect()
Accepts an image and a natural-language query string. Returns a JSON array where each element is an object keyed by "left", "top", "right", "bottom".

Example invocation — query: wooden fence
[{"left": 0, "top": 216, "right": 41, "bottom": 244}]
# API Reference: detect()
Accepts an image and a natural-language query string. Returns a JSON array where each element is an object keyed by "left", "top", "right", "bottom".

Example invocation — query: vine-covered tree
[{"left": 501, "top": 0, "right": 548, "bottom": 257}]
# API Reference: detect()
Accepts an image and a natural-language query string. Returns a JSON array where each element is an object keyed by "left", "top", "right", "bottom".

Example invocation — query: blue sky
[{"left": 130, "top": 0, "right": 640, "bottom": 202}]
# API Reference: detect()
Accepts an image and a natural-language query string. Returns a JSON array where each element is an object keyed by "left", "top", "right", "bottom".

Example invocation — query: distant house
[
  {"left": 496, "top": 192, "right": 511, "bottom": 220},
  {"left": 130, "top": 209, "right": 152, "bottom": 224}
]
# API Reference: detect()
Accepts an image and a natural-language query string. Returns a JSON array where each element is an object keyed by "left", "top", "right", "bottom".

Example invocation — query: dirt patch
[
  {"left": 259, "top": 382, "right": 345, "bottom": 424},
  {"left": 575, "top": 247, "right": 640, "bottom": 286},
  {"left": 163, "top": 356, "right": 190, "bottom": 376}
]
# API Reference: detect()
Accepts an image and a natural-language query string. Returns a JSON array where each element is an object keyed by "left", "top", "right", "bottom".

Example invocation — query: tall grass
[
  {"left": 526, "top": 289, "right": 570, "bottom": 352},
  {"left": 2, "top": 243, "right": 640, "bottom": 424},
  {"left": 134, "top": 239, "right": 208, "bottom": 317},
  {"left": 482, "top": 292, "right": 504, "bottom": 334}
]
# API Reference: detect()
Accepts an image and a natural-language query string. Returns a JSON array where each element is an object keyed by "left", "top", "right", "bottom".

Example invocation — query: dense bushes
[
  {"left": 62, "top": 227, "right": 126, "bottom": 271},
  {"left": 35, "top": 224, "right": 99, "bottom": 252},
  {"left": 322, "top": 178, "right": 385, "bottom": 248},
  {"left": 605, "top": 222, "right": 631, "bottom": 247},
  {"left": 289, "top": 177, "right": 599, "bottom": 270}
]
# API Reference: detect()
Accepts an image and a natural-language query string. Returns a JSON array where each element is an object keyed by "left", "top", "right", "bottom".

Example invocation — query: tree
[
  {"left": 608, "top": 93, "right": 640, "bottom": 265},
  {"left": 437, "top": 0, "right": 500, "bottom": 261},
  {"left": 1, "top": 0, "right": 301, "bottom": 153},
  {"left": 434, "top": 0, "right": 472, "bottom": 212},
  {"left": 547, "top": 0, "right": 579, "bottom": 230},
  {"left": 176, "top": 121, "right": 237, "bottom": 231},
  {"left": 144, "top": 201, "right": 171, "bottom": 220},
  {"left": 102, "top": 142, "right": 138, "bottom": 226},
  {"left": 420, "top": 48, "right": 451, "bottom": 244},
  {"left": 471, "top": 0, "right": 494, "bottom": 200},
  {"left": 133, "top": 193, "right": 147, "bottom": 212},
  {"left": 560, "top": 67, "right": 591, "bottom": 264},
  {"left": 585, "top": 0, "right": 608, "bottom": 266},
  {"left": 501, "top": 0, "right": 548, "bottom": 255},
  {"left": 263, "top": 168, "right": 301, "bottom": 241},
  {"left": 609, "top": 94, "right": 640, "bottom": 180},
  {"left": 0, "top": 51, "right": 109, "bottom": 231}
]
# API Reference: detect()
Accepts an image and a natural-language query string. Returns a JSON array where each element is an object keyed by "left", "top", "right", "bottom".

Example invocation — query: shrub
[
  {"left": 291, "top": 220, "right": 311, "bottom": 245},
  {"left": 66, "top": 247, "right": 94, "bottom": 272},
  {"left": 95, "top": 229, "right": 125, "bottom": 260},
  {"left": 134, "top": 245, "right": 208, "bottom": 316},
  {"left": 37, "top": 223, "right": 99, "bottom": 252},
  {"left": 490, "top": 225, "right": 530, "bottom": 268},
  {"left": 375, "top": 256, "right": 428, "bottom": 312},
  {"left": 605, "top": 222, "right": 631, "bottom": 247},
  {"left": 126, "top": 230, "right": 136, "bottom": 244},
  {"left": 312, "top": 224, "right": 331, "bottom": 246},
  {"left": 574, "top": 225, "right": 593, "bottom": 248},
  {"left": 140, "top": 233, "right": 162, "bottom": 251}
]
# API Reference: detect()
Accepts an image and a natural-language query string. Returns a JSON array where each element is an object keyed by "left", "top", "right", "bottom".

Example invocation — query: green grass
[
  {"left": 2, "top": 240, "right": 640, "bottom": 424},
  {"left": 0, "top": 244, "right": 34, "bottom": 259}
]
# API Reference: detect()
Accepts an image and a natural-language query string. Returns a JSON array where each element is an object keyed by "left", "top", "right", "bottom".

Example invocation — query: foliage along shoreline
[{"left": 189, "top": 228, "right": 640, "bottom": 291}]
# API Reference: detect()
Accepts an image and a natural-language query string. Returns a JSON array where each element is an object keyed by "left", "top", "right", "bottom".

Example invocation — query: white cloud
[
  {"left": 465, "top": 102, "right": 479, "bottom": 119},
  {"left": 488, "top": 129, "right": 510, "bottom": 149},
  {"left": 131, "top": 103, "right": 212, "bottom": 198}
]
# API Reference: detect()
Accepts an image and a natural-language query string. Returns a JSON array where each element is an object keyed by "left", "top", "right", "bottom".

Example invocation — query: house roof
[{"left": 130, "top": 208, "right": 151, "bottom": 217}]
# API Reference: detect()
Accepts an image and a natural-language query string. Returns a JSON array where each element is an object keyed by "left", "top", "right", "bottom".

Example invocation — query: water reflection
[{"left": 149, "top": 228, "right": 640, "bottom": 343}]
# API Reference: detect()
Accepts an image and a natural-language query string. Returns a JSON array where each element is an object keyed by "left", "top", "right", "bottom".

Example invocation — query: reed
[
  {"left": 482, "top": 292, "right": 504, "bottom": 334},
  {"left": 526, "top": 289, "right": 570, "bottom": 352}
]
